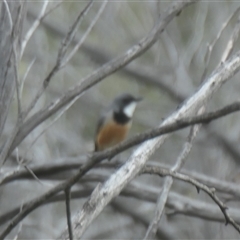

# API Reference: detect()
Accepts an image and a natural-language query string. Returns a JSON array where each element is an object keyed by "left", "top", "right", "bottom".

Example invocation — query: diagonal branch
[
  {"left": 220, "top": 14, "right": 240, "bottom": 63},
  {"left": 20, "top": 0, "right": 49, "bottom": 58},
  {"left": 60, "top": 0, "right": 107, "bottom": 68}
]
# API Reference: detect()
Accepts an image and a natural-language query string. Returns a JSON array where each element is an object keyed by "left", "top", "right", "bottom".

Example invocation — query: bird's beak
[{"left": 135, "top": 97, "right": 143, "bottom": 102}]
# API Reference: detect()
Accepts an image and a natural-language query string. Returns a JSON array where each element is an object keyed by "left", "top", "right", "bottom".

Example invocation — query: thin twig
[
  {"left": 20, "top": 0, "right": 49, "bottom": 58},
  {"left": 44, "top": 0, "right": 63, "bottom": 17},
  {"left": 201, "top": 6, "right": 240, "bottom": 82},
  {"left": 142, "top": 166, "right": 240, "bottom": 233},
  {"left": 61, "top": 0, "right": 107, "bottom": 67},
  {"left": 13, "top": 41, "right": 22, "bottom": 120},
  {"left": 20, "top": 58, "right": 36, "bottom": 100},
  {"left": 220, "top": 15, "right": 240, "bottom": 63},
  {"left": 12, "top": 203, "right": 23, "bottom": 240},
  {"left": 57, "top": 0, "right": 94, "bottom": 67},
  {"left": 0, "top": 4, "right": 23, "bottom": 167},
  {"left": 23, "top": 165, "right": 43, "bottom": 186},
  {"left": 3, "top": 0, "right": 13, "bottom": 30},
  {"left": 65, "top": 188, "right": 73, "bottom": 240}
]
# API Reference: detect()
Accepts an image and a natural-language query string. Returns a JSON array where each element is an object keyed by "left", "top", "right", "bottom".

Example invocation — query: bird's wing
[{"left": 94, "top": 114, "right": 106, "bottom": 152}]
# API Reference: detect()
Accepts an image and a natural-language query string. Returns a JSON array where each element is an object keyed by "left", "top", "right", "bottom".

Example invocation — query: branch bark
[{"left": 0, "top": 2, "right": 23, "bottom": 140}]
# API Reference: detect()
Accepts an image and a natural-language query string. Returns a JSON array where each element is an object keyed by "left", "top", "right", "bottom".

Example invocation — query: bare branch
[
  {"left": 3, "top": 0, "right": 13, "bottom": 30},
  {"left": 221, "top": 15, "right": 240, "bottom": 63},
  {"left": 20, "top": 0, "right": 49, "bottom": 58},
  {"left": 60, "top": 0, "right": 107, "bottom": 67},
  {"left": 58, "top": 0, "right": 94, "bottom": 67},
  {"left": 20, "top": 57, "right": 36, "bottom": 100},
  {"left": 13, "top": 38, "right": 22, "bottom": 120},
  {"left": 143, "top": 165, "right": 240, "bottom": 233},
  {"left": 0, "top": 2, "right": 25, "bottom": 166},
  {"left": 65, "top": 188, "right": 73, "bottom": 240},
  {"left": 23, "top": 165, "right": 44, "bottom": 185},
  {"left": 201, "top": 6, "right": 240, "bottom": 81}
]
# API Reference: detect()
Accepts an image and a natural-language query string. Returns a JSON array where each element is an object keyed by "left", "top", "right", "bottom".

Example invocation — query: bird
[{"left": 94, "top": 93, "right": 142, "bottom": 153}]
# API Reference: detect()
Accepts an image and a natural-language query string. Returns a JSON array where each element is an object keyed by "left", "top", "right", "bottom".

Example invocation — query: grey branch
[
  {"left": 143, "top": 165, "right": 240, "bottom": 233},
  {"left": 0, "top": 2, "right": 22, "bottom": 143}
]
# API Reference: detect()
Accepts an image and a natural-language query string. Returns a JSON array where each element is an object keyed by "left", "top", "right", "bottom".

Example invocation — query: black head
[
  {"left": 112, "top": 93, "right": 142, "bottom": 112},
  {"left": 111, "top": 93, "right": 142, "bottom": 124}
]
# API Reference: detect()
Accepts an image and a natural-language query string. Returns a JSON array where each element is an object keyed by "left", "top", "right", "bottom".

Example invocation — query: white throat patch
[{"left": 123, "top": 102, "right": 137, "bottom": 118}]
